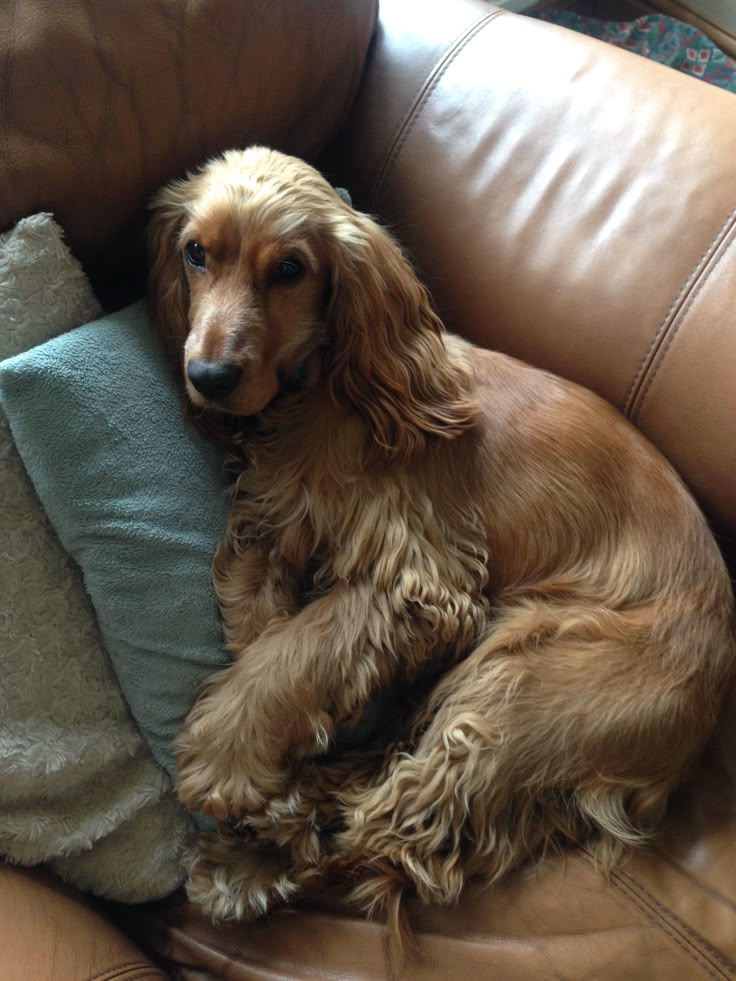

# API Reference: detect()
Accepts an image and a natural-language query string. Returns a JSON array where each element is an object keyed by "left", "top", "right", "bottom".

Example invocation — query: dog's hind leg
[{"left": 336, "top": 592, "right": 730, "bottom": 913}]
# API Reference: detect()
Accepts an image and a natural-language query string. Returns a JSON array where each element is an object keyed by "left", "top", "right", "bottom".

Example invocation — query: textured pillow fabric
[
  {"left": 0, "top": 213, "right": 193, "bottom": 901},
  {"left": 0, "top": 299, "right": 230, "bottom": 800}
]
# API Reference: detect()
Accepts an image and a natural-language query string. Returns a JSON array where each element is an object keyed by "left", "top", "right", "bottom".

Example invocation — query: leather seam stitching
[
  {"left": 610, "top": 874, "right": 726, "bottom": 978},
  {"left": 579, "top": 848, "right": 734, "bottom": 977},
  {"left": 633, "top": 222, "right": 736, "bottom": 421},
  {"left": 370, "top": 8, "right": 504, "bottom": 209},
  {"left": 611, "top": 865, "right": 736, "bottom": 976},
  {"left": 624, "top": 204, "right": 736, "bottom": 418},
  {"left": 627, "top": 872, "right": 735, "bottom": 972},
  {"left": 376, "top": 9, "right": 504, "bottom": 204}
]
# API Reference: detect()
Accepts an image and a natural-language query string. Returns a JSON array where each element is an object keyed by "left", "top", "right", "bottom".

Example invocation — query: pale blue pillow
[{"left": 0, "top": 301, "right": 229, "bottom": 788}]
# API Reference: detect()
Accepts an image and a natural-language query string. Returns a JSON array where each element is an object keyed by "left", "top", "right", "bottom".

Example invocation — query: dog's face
[
  {"left": 149, "top": 145, "right": 477, "bottom": 459},
  {"left": 150, "top": 148, "right": 333, "bottom": 417},
  {"left": 178, "top": 204, "right": 328, "bottom": 417}
]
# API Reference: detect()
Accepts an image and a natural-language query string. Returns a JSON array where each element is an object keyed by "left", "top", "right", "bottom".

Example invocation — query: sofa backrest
[{"left": 0, "top": 0, "right": 377, "bottom": 263}]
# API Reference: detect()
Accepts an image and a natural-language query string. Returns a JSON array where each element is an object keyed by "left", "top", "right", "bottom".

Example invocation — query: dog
[{"left": 148, "top": 145, "right": 736, "bottom": 938}]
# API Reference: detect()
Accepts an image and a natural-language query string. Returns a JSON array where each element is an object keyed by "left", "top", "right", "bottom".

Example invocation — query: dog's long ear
[
  {"left": 147, "top": 178, "right": 191, "bottom": 373},
  {"left": 326, "top": 212, "right": 478, "bottom": 464}
]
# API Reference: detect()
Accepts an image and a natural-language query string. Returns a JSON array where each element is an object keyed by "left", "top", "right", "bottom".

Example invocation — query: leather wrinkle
[
  {"left": 504, "top": 901, "right": 567, "bottom": 981},
  {"left": 84, "top": 961, "right": 163, "bottom": 981},
  {"left": 98, "top": 961, "right": 166, "bottom": 981},
  {"left": 166, "top": 922, "right": 245, "bottom": 971},
  {"left": 85, "top": 0, "right": 145, "bottom": 172},
  {"left": 579, "top": 850, "right": 736, "bottom": 978},
  {"left": 625, "top": 203, "right": 736, "bottom": 420},
  {"left": 370, "top": 7, "right": 504, "bottom": 210},
  {"left": 166, "top": 912, "right": 566, "bottom": 979},
  {"left": 98, "top": 972, "right": 164, "bottom": 981},
  {"left": 633, "top": 220, "right": 736, "bottom": 423},
  {"left": 169, "top": 922, "right": 325, "bottom": 981}
]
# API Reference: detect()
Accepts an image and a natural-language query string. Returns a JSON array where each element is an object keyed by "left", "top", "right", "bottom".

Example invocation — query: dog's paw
[
  {"left": 176, "top": 723, "right": 283, "bottom": 820},
  {"left": 241, "top": 788, "right": 326, "bottom": 864},
  {"left": 186, "top": 832, "right": 311, "bottom": 921},
  {"left": 178, "top": 708, "right": 335, "bottom": 821},
  {"left": 176, "top": 742, "right": 283, "bottom": 820},
  {"left": 175, "top": 670, "right": 288, "bottom": 819}
]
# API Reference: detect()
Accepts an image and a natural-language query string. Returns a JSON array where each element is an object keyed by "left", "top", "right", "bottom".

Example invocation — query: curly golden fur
[{"left": 148, "top": 146, "right": 736, "bottom": 947}]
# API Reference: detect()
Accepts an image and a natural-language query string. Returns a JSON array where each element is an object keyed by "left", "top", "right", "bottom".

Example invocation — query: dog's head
[{"left": 148, "top": 146, "right": 476, "bottom": 459}]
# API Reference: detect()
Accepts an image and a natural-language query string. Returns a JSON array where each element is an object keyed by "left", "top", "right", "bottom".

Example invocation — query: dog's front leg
[
  {"left": 176, "top": 540, "right": 300, "bottom": 818},
  {"left": 176, "top": 577, "right": 455, "bottom": 821},
  {"left": 213, "top": 539, "right": 301, "bottom": 652}
]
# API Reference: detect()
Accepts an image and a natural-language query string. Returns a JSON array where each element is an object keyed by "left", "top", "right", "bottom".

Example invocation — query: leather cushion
[
  {"left": 0, "top": 0, "right": 377, "bottom": 261},
  {"left": 0, "top": 863, "right": 166, "bottom": 981}
]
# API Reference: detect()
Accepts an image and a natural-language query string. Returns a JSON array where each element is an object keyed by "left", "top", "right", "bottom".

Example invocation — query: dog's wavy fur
[{"left": 148, "top": 146, "right": 736, "bottom": 953}]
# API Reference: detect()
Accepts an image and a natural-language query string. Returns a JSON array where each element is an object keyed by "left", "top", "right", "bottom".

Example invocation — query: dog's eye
[
  {"left": 273, "top": 257, "right": 304, "bottom": 282},
  {"left": 185, "top": 241, "right": 206, "bottom": 270}
]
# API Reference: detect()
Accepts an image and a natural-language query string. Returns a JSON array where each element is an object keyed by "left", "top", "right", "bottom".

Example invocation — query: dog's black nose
[{"left": 187, "top": 360, "right": 243, "bottom": 400}]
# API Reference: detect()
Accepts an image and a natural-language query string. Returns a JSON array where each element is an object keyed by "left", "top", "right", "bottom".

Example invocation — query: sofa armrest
[
  {"left": 0, "top": 864, "right": 166, "bottom": 981},
  {"left": 325, "top": 0, "right": 736, "bottom": 537}
]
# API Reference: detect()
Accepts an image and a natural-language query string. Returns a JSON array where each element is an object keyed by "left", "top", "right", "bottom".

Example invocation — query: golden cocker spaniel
[{"left": 148, "top": 146, "right": 736, "bottom": 938}]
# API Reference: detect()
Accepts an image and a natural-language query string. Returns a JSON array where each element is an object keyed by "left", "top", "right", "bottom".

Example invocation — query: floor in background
[
  {"left": 530, "top": 7, "right": 736, "bottom": 91},
  {"left": 532, "top": 0, "right": 654, "bottom": 16}
]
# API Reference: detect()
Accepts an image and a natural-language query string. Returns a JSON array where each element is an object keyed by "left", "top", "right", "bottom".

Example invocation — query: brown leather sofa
[{"left": 2, "top": 0, "right": 736, "bottom": 977}]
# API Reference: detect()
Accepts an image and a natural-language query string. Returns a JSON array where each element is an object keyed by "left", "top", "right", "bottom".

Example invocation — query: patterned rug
[{"left": 531, "top": 10, "right": 736, "bottom": 93}]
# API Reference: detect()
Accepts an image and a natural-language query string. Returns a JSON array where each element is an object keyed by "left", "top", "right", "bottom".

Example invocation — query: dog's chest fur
[{"left": 232, "top": 402, "right": 491, "bottom": 609}]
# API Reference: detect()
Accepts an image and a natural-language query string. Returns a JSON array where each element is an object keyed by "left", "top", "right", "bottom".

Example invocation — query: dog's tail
[
  {"left": 346, "top": 860, "right": 417, "bottom": 976},
  {"left": 315, "top": 851, "right": 417, "bottom": 975}
]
